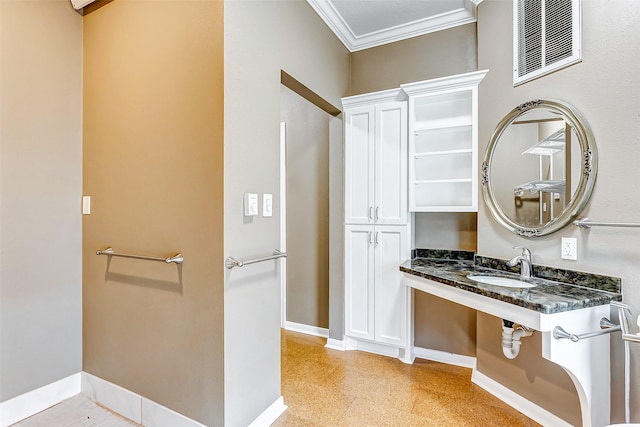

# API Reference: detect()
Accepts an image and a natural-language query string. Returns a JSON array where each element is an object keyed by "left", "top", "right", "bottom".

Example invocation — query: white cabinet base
[{"left": 343, "top": 336, "right": 412, "bottom": 364}]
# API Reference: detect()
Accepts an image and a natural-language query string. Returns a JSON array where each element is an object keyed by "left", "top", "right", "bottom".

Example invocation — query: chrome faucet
[{"left": 507, "top": 246, "right": 532, "bottom": 279}]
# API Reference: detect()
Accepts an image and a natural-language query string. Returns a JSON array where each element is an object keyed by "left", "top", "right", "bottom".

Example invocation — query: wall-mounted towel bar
[
  {"left": 553, "top": 317, "right": 620, "bottom": 342},
  {"left": 225, "top": 250, "right": 287, "bottom": 269},
  {"left": 96, "top": 247, "right": 184, "bottom": 264},
  {"left": 574, "top": 218, "right": 640, "bottom": 228}
]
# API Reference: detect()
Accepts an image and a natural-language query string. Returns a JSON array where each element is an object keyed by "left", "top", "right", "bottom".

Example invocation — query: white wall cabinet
[
  {"left": 401, "top": 70, "right": 488, "bottom": 212},
  {"left": 344, "top": 89, "right": 407, "bottom": 225},
  {"left": 344, "top": 225, "right": 407, "bottom": 346}
]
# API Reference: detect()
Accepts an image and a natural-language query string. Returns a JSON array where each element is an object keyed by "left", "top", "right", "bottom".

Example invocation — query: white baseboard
[
  {"left": 284, "top": 321, "right": 329, "bottom": 338},
  {"left": 82, "top": 372, "right": 142, "bottom": 423},
  {"left": 344, "top": 336, "right": 401, "bottom": 358},
  {"left": 325, "top": 338, "right": 346, "bottom": 351},
  {"left": 413, "top": 346, "right": 477, "bottom": 369},
  {"left": 0, "top": 373, "right": 81, "bottom": 427},
  {"left": 82, "top": 372, "right": 206, "bottom": 427},
  {"left": 248, "top": 396, "right": 287, "bottom": 427},
  {"left": 471, "top": 370, "right": 573, "bottom": 427}
]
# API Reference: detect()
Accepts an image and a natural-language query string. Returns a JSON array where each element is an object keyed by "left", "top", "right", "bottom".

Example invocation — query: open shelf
[{"left": 403, "top": 70, "right": 487, "bottom": 213}]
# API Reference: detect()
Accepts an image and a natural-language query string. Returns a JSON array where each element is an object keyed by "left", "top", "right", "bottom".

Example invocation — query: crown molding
[{"left": 307, "top": 0, "right": 482, "bottom": 52}]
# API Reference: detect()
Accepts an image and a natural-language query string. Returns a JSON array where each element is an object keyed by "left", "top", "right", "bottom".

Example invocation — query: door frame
[{"left": 279, "top": 121, "right": 287, "bottom": 328}]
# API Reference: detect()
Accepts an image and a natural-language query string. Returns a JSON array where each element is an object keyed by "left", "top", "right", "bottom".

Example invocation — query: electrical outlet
[{"left": 561, "top": 237, "right": 577, "bottom": 260}]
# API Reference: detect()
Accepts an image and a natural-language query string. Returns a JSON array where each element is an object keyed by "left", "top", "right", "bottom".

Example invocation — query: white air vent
[{"left": 513, "top": 0, "right": 581, "bottom": 86}]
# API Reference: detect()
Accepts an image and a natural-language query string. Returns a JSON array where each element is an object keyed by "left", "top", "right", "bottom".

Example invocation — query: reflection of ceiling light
[{"left": 523, "top": 128, "right": 565, "bottom": 156}]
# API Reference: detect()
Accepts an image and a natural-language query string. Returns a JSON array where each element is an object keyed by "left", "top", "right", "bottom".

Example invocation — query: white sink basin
[{"left": 467, "top": 275, "right": 536, "bottom": 289}]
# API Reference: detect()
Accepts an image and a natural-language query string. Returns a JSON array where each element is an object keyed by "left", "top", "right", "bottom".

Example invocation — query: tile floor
[
  {"left": 274, "top": 330, "right": 544, "bottom": 426},
  {"left": 10, "top": 394, "right": 141, "bottom": 427}
]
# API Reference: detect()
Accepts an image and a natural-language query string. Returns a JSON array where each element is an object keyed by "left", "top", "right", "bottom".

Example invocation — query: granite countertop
[{"left": 400, "top": 253, "right": 622, "bottom": 315}]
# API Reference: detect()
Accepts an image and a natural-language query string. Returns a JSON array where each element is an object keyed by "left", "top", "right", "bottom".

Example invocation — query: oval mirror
[{"left": 482, "top": 99, "right": 597, "bottom": 237}]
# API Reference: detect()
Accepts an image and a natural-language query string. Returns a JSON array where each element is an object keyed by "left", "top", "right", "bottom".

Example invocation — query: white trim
[
  {"left": 472, "top": 370, "right": 573, "bottom": 427},
  {"left": 306, "top": 0, "right": 479, "bottom": 52},
  {"left": 70, "top": 0, "right": 96, "bottom": 10},
  {"left": 344, "top": 336, "right": 401, "bottom": 358},
  {"left": 400, "top": 69, "right": 489, "bottom": 97},
  {"left": 279, "top": 121, "right": 287, "bottom": 329},
  {"left": 284, "top": 321, "right": 329, "bottom": 338},
  {"left": 142, "top": 397, "right": 207, "bottom": 427},
  {"left": 247, "top": 396, "right": 287, "bottom": 427},
  {"left": 325, "top": 338, "right": 347, "bottom": 351},
  {"left": 81, "top": 372, "right": 206, "bottom": 427},
  {"left": 0, "top": 373, "right": 81, "bottom": 427},
  {"left": 341, "top": 87, "right": 405, "bottom": 109},
  {"left": 82, "top": 372, "right": 142, "bottom": 423},
  {"left": 413, "top": 346, "right": 477, "bottom": 369}
]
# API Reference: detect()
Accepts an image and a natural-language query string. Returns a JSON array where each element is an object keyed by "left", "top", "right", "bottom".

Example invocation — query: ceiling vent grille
[{"left": 513, "top": 0, "right": 582, "bottom": 86}]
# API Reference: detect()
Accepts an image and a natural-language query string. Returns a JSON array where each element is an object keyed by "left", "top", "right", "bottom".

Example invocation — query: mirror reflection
[
  {"left": 482, "top": 99, "right": 597, "bottom": 237},
  {"left": 491, "top": 109, "right": 581, "bottom": 227}
]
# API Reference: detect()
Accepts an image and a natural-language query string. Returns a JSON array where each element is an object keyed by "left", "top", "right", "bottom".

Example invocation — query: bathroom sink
[{"left": 467, "top": 275, "right": 536, "bottom": 289}]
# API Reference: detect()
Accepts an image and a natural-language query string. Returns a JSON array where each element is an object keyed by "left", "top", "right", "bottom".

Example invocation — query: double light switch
[{"left": 244, "top": 193, "right": 273, "bottom": 217}]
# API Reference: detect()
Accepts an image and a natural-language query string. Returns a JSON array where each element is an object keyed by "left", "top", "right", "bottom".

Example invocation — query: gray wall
[
  {"left": 477, "top": 1, "right": 640, "bottom": 423},
  {"left": 351, "top": 24, "right": 480, "bottom": 355},
  {"left": 224, "top": 1, "right": 350, "bottom": 425},
  {"left": 280, "top": 85, "right": 331, "bottom": 329},
  {"left": 0, "top": 0, "right": 82, "bottom": 402}
]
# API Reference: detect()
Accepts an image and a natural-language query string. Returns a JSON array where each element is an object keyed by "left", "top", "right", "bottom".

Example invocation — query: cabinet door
[
  {"left": 373, "top": 225, "right": 408, "bottom": 346},
  {"left": 345, "top": 106, "right": 375, "bottom": 224},
  {"left": 375, "top": 102, "right": 407, "bottom": 224},
  {"left": 344, "top": 225, "right": 375, "bottom": 340}
]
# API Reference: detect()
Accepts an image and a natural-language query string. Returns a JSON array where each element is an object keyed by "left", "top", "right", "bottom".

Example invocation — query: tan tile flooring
[
  {"left": 274, "top": 330, "right": 543, "bottom": 427},
  {"left": 10, "top": 394, "right": 141, "bottom": 427}
]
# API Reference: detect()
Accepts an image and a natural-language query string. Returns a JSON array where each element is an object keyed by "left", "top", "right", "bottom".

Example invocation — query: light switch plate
[
  {"left": 561, "top": 237, "right": 577, "bottom": 260},
  {"left": 82, "top": 196, "right": 91, "bottom": 215},
  {"left": 244, "top": 193, "right": 258, "bottom": 216},
  {"left": 263, "top": 194, "right": 273, "bottom": 217}
]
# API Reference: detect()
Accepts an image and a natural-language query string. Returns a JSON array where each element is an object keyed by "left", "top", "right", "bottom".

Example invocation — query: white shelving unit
[{"left": 402, "top": 70, "right": 488, "bottom": 212}]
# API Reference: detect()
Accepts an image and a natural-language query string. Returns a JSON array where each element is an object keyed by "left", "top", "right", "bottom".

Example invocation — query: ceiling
[{"left": 306, "top": 0, "right": 482, "bottom": 52}]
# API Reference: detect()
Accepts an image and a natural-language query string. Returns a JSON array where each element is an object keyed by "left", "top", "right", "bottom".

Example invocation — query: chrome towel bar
[
  {"left": 225, "top": 250, "right": 287, "bottom": 269},
  {"left": 96, "top": 247, "right": 184, "bottom": 264},
  {"left": 553, "top": 317, "right": 621, "bottom": 342},
  {"left": 574, "top": 218, "right": 640, "bottom": 228}
]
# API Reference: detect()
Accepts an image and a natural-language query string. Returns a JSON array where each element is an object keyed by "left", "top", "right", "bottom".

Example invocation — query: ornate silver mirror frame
[{"left": 482, "top": 99, "right": 597, "bottom": 237}]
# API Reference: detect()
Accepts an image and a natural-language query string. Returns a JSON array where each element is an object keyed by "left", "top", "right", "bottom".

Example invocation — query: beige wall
[
  {"left": 350, "top": 24, "right": 478, "bottom": 95},
  {"left": 0, "top": 0, "right": 82, "bottom": 402},
  {"left": 82, "top": 2, "right": 225, "bottom": 425},
  {"left": 477, "top": 0, "right": 640, "bottom": 423},
  {"left": 224, "top": 1, "right": 349, "bottom": 425},
  {"left": 281, "top": 85, "right": 331, "bottom": 329}
]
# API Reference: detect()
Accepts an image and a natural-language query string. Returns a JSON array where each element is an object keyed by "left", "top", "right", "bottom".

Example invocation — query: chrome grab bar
[
  {"left": 96, "top": 247, "right": 184, "bottom": 264},
  {"left": 225, "top": 250, "right": 287, "bottom": 269},
  {"left": 553, "top": 317, "right": 621, "bottom": 342},
  {"left": 574, "top": 218, "right": 640, "bottom": 228},
  {"left": 612, "top": 301, "right": 640, "bottom": 344}
]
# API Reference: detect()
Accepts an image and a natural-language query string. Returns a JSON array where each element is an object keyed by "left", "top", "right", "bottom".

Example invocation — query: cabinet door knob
[
  {"left": 375, "top": 232, "right": 380, "bottom": 246},
  {"left": 375, "top": 206, "right": 380, "bottom": 221},
  {"left": 369, "top": 206, "right": 374, "bottom": 221},
  {"left": 369, "top": 231, "right": 373, "bottom": 245}
]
